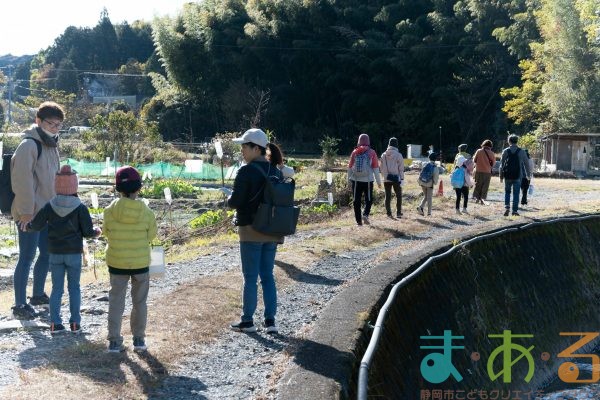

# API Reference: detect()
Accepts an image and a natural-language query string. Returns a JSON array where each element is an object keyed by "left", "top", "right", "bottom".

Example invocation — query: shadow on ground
[
  {"left": 246, "top": 331, "right": 352, "bottom": 385},
  {"left": 16, "top": 331, "right": 207, "bottom": 398},
  {"left": 275, "top": 260, "right": 344, "bottom": 286},
  {"left": 414, "top": 218, "right": 452, "bottom": 229}
]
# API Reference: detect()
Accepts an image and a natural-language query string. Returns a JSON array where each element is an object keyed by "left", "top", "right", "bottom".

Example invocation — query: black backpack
[
  {"left": 250, "top": 163, "right": 300, "bottom": 236},
  {"left": 0, "top": 138, "right": 42, "bottom": 214},
  {"left": 501, "top": 148, "right": 521, "bottom": 180}
]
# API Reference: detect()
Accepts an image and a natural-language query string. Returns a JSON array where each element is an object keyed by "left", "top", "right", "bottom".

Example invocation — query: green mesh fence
[{"left": 64, "top": 159, "right": 239, "bottom": 180}]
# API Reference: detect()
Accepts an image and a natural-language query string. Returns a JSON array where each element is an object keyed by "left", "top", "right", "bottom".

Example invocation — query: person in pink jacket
[
  {"left": 380, "top": 137, "right": 404, "bottom": 218},
  {"left": 348, "top": 133, "right": 381, "bottom": 225}
]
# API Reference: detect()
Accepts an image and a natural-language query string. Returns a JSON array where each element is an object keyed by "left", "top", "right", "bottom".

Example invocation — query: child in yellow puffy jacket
[{"left": 103, "top": 166, "right": 157, "bottom": 353}]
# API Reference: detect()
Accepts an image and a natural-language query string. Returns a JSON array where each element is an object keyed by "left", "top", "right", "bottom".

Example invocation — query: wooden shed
[{"left": 539, "top": 133, "right": 600, "bottom": 176}]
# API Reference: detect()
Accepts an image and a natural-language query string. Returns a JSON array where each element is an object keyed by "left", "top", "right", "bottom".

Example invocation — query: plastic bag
[
  {"left": 82, "top": 240, "right": 91, "bottom": 268},
  {"left": 149, "top": 246, "right": 165, "bottom": 278},
  {"left": 528, "top": 184, "right": 534, "bottom": 196}
]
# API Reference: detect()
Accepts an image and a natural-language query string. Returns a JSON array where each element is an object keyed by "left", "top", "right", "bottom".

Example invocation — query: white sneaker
[
  {"left": 455, "top": 209, "right": 462, "bottom": 215},
  {"left": 417, "top": 207, "right": 425, "bottom": 216},
  {"left": 265, "top": 319, "right": 278, "bottom": 334},
  {"left": 462, "top": 208, "right": 469, "bottom": 214}
]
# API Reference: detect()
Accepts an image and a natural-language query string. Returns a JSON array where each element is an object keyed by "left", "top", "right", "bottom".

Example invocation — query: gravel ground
[
  {"left": 0, "top": 219, "right": 423, "bottom": 399},
  {"left": 0, "top": 179, "right": 599, "bottom": 399}
]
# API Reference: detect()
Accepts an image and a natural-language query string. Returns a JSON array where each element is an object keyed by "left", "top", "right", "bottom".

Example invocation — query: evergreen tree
[
  {"left": 55, "top": 58, "right": 79, "bottom": 94},
  {"left": 535, "top": 0, "right": 599, "bottom": 131},
  {"left": 92, "top": 8, "right": 120, "bottom": 69}
]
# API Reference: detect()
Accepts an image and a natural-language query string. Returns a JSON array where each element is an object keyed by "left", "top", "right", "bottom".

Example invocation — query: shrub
[
  {"left": 319, "top": 135, "right": 341, "bottom": 169},
  {"left": 190, "top": 209, "right": 234, "bottom": 229},
  {"left": 140, "top": 179, "right": 198, "bottom": 199},
  {"left": 303, "top": 203, "right": 339, "bottom": 215},
  {"left": 0, "top": 135, "right": 21, "bottom": 153}
]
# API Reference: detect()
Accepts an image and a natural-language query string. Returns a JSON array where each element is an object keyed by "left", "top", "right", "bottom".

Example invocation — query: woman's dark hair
[
  {"left": 245, "top": 142, "right": 267, "bottom": 156},
  {"left": 267, "top": 143, "right": 284, "bottom": 166}
]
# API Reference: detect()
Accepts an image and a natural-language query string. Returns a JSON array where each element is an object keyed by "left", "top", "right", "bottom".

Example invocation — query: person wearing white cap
[
  {"left": 454, "top": 144, "right": 471, "bottom": 165},
  {"left": 453, "top": 156, "right": 472, "bottom": 214},
  {"left": 226, "top": 128, "right": 283, "bottom": 334}
]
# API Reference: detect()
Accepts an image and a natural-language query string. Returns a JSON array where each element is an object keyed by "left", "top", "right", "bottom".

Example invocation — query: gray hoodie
[{"left": 11, "top": 125, "right": 60, "bottom": 220}]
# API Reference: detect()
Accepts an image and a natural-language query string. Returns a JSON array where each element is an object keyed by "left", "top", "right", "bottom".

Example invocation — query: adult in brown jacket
[
  {"left": 472, "top": 139, "right": 495, "bottom": 205},
  {"left": 10, "top": 102, "right": 63, "bottom": 320}
]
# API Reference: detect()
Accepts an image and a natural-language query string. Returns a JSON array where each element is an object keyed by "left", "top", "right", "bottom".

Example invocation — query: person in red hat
[
  {"left": 103, "top": 166, "right": 157, "bottom": 353},
  {"left": 28, "top": 165, "right": 101, "bottom": 334}
]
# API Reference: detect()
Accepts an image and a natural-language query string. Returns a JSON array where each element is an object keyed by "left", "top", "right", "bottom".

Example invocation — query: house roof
[{"left": 540, "top": 132, "right": 600, "bottom": 140}]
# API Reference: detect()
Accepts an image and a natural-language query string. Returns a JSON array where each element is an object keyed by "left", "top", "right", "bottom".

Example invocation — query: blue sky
[{"left": 1, "top": 0, "right": 192, "bottom": 56}]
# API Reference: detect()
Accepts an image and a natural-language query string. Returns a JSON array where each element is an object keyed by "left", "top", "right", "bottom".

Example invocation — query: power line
[
  {"left": 81, "top": 72, "right": 148, "bottom": 77},
  {"left": 29, "top": 68, "right": 150, "bottom": 77},
  {"left": 16, "top": 78, "right": 58, "bottom": 82},
  {"left": 205, "top": 41, "right": 508, "bottom": 52},
  {"left": 6, "top": 65, "right": 13, "bottom": 124},
  {"left": 14, "top": 85, "right": 48, "bottom": 94}
]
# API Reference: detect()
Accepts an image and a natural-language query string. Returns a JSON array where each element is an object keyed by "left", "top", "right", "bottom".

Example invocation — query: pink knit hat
[
  {"left": 55, "top": 165, "right": 78, "bottom": 195},
  {"left": 357, "top": 133, "right": 370, "bottom": 146}
]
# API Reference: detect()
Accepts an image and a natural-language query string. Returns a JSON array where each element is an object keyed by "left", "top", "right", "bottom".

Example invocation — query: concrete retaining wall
[{"left": 359, "top": 217, "right": 600, "bottom": 398}]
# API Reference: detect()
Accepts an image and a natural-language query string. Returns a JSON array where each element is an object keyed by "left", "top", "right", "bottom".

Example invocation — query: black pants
[
  {"left": 455, "top": 186, "right": 469, "bottom": 209},
  {"left": 351, "top": 180, "right": 373, "bottom": 223},
  {"left": 384, "top": 181, "right": 402, "bottom": 216},
  {"left": 520, "top": 178, "right": 530, "bottom": 204}
]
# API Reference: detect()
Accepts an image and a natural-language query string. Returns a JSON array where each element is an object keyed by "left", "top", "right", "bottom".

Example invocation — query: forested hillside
[
  {"left": 149, "top": 0, "right": 530, "bottom": 152},
  {"left": 2, "top": 1, "right": 598, "bottom": 156}
]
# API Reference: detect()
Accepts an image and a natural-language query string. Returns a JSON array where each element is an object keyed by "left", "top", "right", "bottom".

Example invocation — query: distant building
[
  {"left": 539, "top": 133, "right": 600, "bottom": 176},
  {"left": 92, "top": 95, "right": 137, "bottom": 107}
]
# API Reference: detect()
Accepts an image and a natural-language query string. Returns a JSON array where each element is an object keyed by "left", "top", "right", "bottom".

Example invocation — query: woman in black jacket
[{"left": 226, "top": 129, "right": 283, "bottom": 334}]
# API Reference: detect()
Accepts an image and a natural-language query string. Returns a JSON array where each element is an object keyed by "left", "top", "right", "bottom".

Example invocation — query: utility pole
[
  {"left": 7, "top": 65, "right": 14, "bottom": 125},
  {"left": 439, "top": 126, "right": 442, "bottom": 157}
]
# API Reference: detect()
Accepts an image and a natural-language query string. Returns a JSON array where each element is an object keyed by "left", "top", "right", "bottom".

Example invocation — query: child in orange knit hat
[{"left": 28, "top": 165, "right": 101, "bottom": 334}]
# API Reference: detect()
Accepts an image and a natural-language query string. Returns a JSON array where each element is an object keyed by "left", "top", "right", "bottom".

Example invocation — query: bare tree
[{"left": 248, "top": 88, "right": 270, "bottom": 128}]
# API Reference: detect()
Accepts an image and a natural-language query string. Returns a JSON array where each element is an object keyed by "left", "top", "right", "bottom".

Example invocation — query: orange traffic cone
[{"left": 436, "top": 180, "right": 444, "bottom": 196}]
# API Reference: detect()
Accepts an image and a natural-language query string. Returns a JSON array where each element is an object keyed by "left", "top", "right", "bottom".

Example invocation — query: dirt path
[{"left": 0, "top": 177, "right": 599, "bottom": 399}]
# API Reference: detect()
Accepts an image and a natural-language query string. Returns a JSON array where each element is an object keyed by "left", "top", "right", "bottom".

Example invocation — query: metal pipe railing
[{"left": 357, "top": 214, "right": 599, "bottom": 400}]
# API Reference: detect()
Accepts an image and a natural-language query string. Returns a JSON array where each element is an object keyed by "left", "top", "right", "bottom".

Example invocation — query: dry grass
[
  {"left": 142, "top": 273, "right": 242, "bottom": 366},
  {"left": 1, "top": 273, "right": 242, "bottom": 399},
  {"left": 167, "top": 232, "right": 238, "bottom": 263},
  {"left": 0, "top": 261, "right": 109, "bottom": 316},
  {"left": 11, "top": 349, "right": 165, "bottom": 400}
]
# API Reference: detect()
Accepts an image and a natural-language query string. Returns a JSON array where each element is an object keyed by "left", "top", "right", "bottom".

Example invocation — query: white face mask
[{"left": 40, "top": 126, "right": 59, "bottom": 138}]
